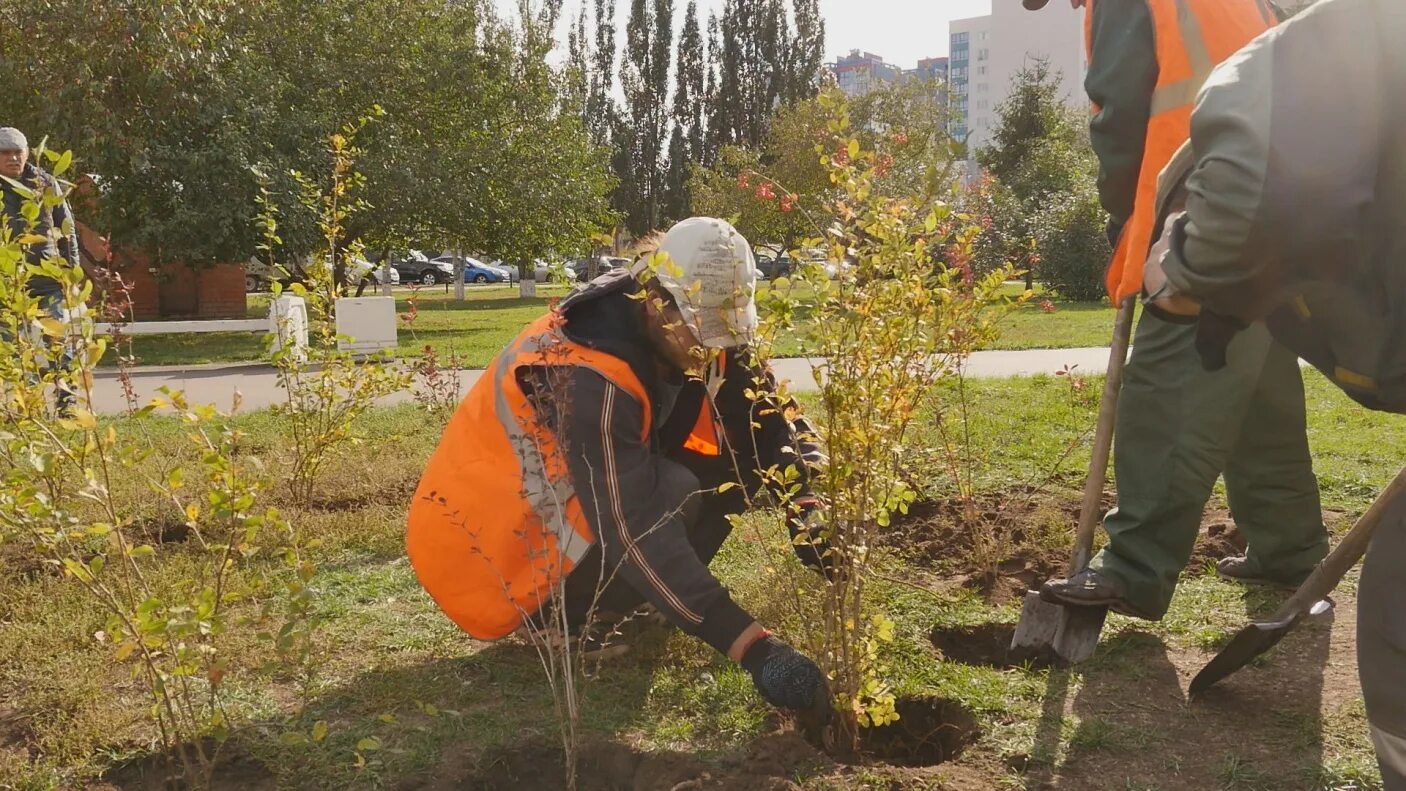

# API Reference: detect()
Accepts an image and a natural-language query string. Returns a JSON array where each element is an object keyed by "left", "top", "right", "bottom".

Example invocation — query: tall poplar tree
[
  {"left": 620, "top": 0, "right": 674, "bottom": 232},
  {"left": 664, "top": 0, "right": 705, "bottom": 220}
]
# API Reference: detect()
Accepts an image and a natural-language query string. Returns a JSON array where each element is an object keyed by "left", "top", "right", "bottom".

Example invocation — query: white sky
[{"left": 497, "top": 0, "right": 993, "bottom": 69}]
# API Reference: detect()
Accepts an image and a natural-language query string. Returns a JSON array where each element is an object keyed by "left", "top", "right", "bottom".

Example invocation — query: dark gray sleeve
[
  {"left": 559, "top": 367, "right": 756, "bottom": 655},
  {"left": 1085, "top": 0, "right": 1158, "bottom": 233},
  {"left": 52, "top": 198, "right": 79, "bottom": 270},
  {"left": 718, "top": 349, "right": 823, "bottom": 494}
]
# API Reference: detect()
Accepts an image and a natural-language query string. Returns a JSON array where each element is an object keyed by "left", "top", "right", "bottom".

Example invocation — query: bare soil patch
[
  {"left": 883, "top": 488, "right": 1091, "bottom": 605},
  {"left": 929, "top": 622, "right": 1059, "bottom": 669},
  {"left": 97, "top": 742, "right": 275, "bottom": 791},
  {"left": 306, "top": 476, "right": 420, "bottom": 512},
  {"left": 430, "top": 731, "right": 822, "bottom": 791},
  {"left": 845, "top": 696, "right": 981, "bottom": 768},
  {"left": 431, "top": 698, "right": 978, "bottom": 790},
  {"left": 886, "top": 493, "right": 1332, "bottom": 605}
]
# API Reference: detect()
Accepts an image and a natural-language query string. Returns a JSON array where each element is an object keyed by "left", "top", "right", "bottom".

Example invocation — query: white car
[{"left": 350, "top": 258, "right": 400, "bottom": 287}]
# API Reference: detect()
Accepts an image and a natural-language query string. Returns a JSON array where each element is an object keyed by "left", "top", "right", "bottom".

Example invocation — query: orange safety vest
[
  {"left": 406, "top": 313, "right": 654, "bottom": 640},
  {"left": 1089, "top": 0, "right": 1277, "bottom": 303},
  {"left": 406, "top": 310, "right": 726, "bottom": 639}
]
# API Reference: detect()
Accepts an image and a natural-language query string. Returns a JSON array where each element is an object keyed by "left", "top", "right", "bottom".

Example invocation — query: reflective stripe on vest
[
  {"left": 406, "top": 313, "right": 653, "bottom": 640},
  {"left": 1086, "top": 0, "right": 1272, "bottom": 302}
]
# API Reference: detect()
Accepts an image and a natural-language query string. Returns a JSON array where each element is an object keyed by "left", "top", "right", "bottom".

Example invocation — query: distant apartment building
[
  {"left": 948, "top": 3, "right": 1085, "bottom": 156},
  {"left": 912, "top": 56, "right": 949, "bottom": 84},
  {"left": 832, "top": 50, "right": 903, "bottom": 97}
]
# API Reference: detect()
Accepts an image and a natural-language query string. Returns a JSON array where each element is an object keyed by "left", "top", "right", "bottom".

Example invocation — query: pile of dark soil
[
  {"left": 883, "top": 488, "right": 1087, "bottom": 604},
  {"left": 884, "top": 491, "right": 1327, "bottom": 603}
]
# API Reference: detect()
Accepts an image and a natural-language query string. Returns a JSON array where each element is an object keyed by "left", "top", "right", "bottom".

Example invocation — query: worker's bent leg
[
  {"left": 1221, "top": 339, "right": 1327, "bottom": 584},
  {"left": 1359, "top": 496, "right": 1406, "bottom": 791},
  {"left": 1090, "top": 313, "right": 1271, "bottom": 618},
  {"left": 539, "top": 484, "right": 746, "bottom": 633}
]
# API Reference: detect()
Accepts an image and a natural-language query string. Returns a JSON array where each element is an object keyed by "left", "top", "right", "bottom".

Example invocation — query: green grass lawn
[
  {"left": 1, "top": 372, "right": 1394, "bottom": 789},
  {"left": 108, "top": 283, "right": 1123, "bottom": 368}
]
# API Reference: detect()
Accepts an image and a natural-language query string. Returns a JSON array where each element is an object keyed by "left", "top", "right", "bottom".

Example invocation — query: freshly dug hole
[
  {"left": 841, "top": 697, "right": 980, "bottom": 768},
  {"left": 928, "top": 622, "right": 1057, "bottom": 669},
  {"left": 101, "top": 741, "right": 274, "bottom": 791}
]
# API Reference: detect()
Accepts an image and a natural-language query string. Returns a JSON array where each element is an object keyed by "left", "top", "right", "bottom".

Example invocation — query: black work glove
[
  {"left": 740, "top": 635, "right": 832, "bottom": 724},
  {"left": 788, "top": 496, "right": 840, "bottom": 579}
]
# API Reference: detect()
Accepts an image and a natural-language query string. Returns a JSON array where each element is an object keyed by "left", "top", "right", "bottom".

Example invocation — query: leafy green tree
[
  {"left": 0, "top": 0, "right": 612, "bottom": 284},
  {"left": 689, "top": 97, "right": 832, "bottom": 251},
  {"left": 975, "top": 60, "right": 1100, "bottom": 292}
]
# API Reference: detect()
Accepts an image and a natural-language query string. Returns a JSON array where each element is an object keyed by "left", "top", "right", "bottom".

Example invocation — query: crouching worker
[{"left": 407, "top": 217, "right": 833, "bottom": 722}]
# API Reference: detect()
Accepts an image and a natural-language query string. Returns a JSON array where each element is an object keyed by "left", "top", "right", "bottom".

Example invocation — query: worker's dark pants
[
  {"left": 540, "top": 448, "right": 750, "bottom": 632},
  {"left": 1090, "top": 312, "right": 1329, "bottom": 618},
  {"left": 1358, "top": 495, "right": 1406, "bottom": 790}
]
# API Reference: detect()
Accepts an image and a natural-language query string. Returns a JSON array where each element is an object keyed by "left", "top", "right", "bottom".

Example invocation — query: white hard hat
[{"left": 640, "top": 217, "right": 759, "bottom": 349}]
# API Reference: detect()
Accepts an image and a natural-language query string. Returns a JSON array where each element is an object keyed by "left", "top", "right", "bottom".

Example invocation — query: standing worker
[
  {"left": 1140, "top": 0, "right": 1406, "bottom": 783},
  {"left": 0, "top": 126, "right": 83, "bottom": 414},
  {"left": 1022, "top": 0, "right": 1329, "bottom": 620},
  {"left": 407, "top": 217, "right": 834, "bottom": 722}
]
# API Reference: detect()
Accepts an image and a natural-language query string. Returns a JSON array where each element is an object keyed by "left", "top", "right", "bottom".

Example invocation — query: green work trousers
[{"left": 1089, "top": 310, "right": 1329, "bottom": 619}]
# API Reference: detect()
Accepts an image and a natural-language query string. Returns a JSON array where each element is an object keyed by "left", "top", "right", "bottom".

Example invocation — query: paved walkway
[{"left": 88, "top": 347, "right": 1119, "bottom": 415}]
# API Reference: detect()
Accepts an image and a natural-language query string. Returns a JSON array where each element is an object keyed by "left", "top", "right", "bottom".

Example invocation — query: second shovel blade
[{"left": 1189, "top": 617, "right": 1300, "bottom": 697}]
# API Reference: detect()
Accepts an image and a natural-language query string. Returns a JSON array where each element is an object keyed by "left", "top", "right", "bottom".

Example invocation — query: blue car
[{"left": 433, "top": 256, "right": 515, "bottom": 284}]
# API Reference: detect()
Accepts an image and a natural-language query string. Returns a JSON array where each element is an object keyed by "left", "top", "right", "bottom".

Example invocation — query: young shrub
[
  {"left": 750, "top": 90, "right": 1026, "bottom": 752},
  {"left": 0, "top": 151, "right": 318, "bottom": 788},
  {"left": 258, "top": 111, "right": 411, "bottom": 507}
]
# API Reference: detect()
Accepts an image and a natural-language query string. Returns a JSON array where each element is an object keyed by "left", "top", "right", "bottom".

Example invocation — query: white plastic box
[{"left": 334, "top": 297, "right": 397, "bottom": 354}]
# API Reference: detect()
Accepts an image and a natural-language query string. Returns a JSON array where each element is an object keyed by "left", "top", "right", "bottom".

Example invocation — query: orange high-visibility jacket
[
  {"left": 406, "top": 313, "right": 657, "bottom": 639},
  {"left": 406, "top": 310, "right": 728, "bottom": 640},
  {"left": 1089, "top": 0, "right": 1278, "bottom": 303}
]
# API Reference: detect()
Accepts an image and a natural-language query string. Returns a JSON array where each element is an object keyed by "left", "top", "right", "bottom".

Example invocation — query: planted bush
[{"left": 749, "top": 89, "right": 1026, "bottom": 752}]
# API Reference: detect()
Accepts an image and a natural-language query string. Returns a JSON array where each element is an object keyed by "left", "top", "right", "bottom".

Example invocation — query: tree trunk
[
  {"left": 380, "top": 245, "right": 393, "bottom": 297},
  {"left": 454, "top": 249, "right": 465, "bottom": 301}
]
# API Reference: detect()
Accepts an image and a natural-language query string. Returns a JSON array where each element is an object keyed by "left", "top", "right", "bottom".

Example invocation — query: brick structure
[{"left": 76, "top": 222, "right": 247, "bottom": 320}]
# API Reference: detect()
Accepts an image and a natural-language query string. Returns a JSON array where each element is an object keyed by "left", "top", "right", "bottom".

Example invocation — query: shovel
[
  {"left": 1010, "top": 296, "right": 1137, "bottom": 664},
  {"left": 1189, "top": 463, "right": 1406, "bottom": 695}
]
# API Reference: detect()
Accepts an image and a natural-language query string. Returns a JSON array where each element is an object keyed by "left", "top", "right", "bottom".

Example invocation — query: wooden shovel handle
[
  {"left": 1070, "top": 298, "right": 1138, "bottom": 574},
  {"left": 1273, "top": 463, "right": 1406, "bottom": 619}
]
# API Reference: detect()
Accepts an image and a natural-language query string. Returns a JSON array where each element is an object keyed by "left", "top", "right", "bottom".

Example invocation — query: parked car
[
  {"left": 570, "top": 255, "right": 631, "bottom": 282},
  {"left": 245, "top": 255, "right": 397, "bottom": 291},
  {"left": 432, "top": 255, "right": 513, "bottom": 284},
  {"left": 349, "top": 258, "right": 400, "bottom": 287},
  {"left": 390, "top": 251, "right": 454, "bottom": 286},
  {"left": 487, "top": 260, "right": 525, "bottom": 284}
]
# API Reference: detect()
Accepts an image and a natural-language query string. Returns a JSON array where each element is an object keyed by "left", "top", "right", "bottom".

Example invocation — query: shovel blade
[
  {"left": 1189, "top": 617, "right": 1300, "bottom": 697},
  {"left": 1010, "top": 592, "right": 1061, "bottom": 660},
  {"left": 1053, "top": 603, "right": 1109, "bottom": 664}
]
